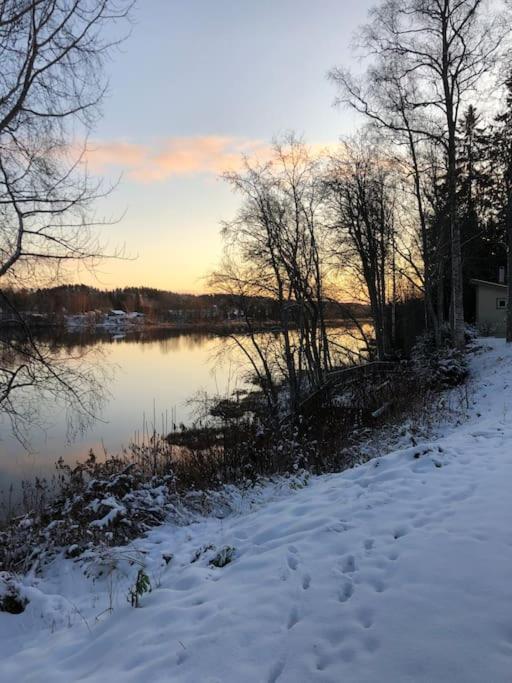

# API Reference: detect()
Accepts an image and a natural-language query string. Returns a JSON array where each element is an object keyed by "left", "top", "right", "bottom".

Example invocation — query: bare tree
[
  {"left": 330, "top": 0, "right": 506, "bottom": 348},
  {"left": 325, "top": 138, "right": 396, "bottom": 360},
  {"left": 209, "top": 259, "right": 280, "bottom": 411},
  {"left": 211, "top": 136, "right": 332, "bottom": 414},
  {"left": 0, "top": 1, "right": 132, "bottom": 437}
]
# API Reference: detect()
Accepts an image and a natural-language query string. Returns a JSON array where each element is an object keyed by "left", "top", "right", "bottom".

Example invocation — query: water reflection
[{"left": 0, "top": 325, "right": 370, "bottom": 502}]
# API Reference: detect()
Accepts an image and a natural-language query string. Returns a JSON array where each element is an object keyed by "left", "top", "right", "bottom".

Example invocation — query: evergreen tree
[
  {"left": 456, "top": 106, "right": 495, "bottom": 321},
  {"left": 492, "top": 75, "right": 512, "bottom": 341}
]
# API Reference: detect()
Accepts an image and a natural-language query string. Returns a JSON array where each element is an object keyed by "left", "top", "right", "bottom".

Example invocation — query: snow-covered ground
[{"left": 1, "top": 338, "right": 512, "bottom": 682}]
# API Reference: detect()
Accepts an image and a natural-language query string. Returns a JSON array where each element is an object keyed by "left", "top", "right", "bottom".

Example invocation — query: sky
[{"left": 81, "top": 0, "right": 375, "bottom": 293}]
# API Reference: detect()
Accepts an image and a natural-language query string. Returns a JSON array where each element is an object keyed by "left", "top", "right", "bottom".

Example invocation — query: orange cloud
[
  {"left": 84, "top": 136, "right": 271, "bottom": 182},
  {"left": 86, "top": 141, "right": 147, "bottom": 169}
]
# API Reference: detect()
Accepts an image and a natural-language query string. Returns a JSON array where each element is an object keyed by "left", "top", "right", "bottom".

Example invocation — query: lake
[{"left": 0, "top": 326, "right": 368, "bottom": 504}]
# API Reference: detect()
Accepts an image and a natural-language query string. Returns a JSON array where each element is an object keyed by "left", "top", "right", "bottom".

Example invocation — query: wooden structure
[{"left": 296, "top": 361, "right": 401, "bottom": 418}]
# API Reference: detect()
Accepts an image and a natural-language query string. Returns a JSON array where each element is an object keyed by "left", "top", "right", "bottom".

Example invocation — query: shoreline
[{"left": 1, "top": 317, "right": 373, "bottom": 337}]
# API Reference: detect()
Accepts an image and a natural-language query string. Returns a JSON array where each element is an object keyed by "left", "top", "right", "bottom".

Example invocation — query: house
[
  {"left": 126, "top": 311, "right": 144, "bottom": 322},
  {"left": 471, "top": 278, "right": 508, "bottom": 336},
  {"left": 102, "top": 310, "right": 144, "bottom": 328}
]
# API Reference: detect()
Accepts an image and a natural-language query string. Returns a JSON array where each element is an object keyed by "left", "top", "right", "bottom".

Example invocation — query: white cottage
[{"left": 471, "top": 279, "right": 508, "bottom": 336}]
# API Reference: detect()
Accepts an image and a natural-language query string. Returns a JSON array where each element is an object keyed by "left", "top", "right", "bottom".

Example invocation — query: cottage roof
[{"left": 470, "top": 279, "right": 507, "bottom": 289}]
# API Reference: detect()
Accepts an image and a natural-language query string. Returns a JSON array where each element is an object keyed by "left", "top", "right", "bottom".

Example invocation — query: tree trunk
[
  {"left": 449, "top": 199, "right": 465, "bottom": 348},
  {"left": 506, "top": 192, "right": 512, "bottom": 342},
  {"left": 440, "top": 6, "right": 465, "bottom": 350}
]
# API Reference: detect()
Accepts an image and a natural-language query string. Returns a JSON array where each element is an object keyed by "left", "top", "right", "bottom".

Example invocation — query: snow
[
  {"left": 88, "top": 497, "right": 127, "bottom": 528},
  {"left": 1, "top": 338, "right": 512, "bottom": 682}
]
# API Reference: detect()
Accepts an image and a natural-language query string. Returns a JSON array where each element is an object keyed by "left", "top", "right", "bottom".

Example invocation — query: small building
[
  {"left": 126, "top": 311, "right": 144, "bottom": 321},
  {"left": 471, "top": 279, "right": 508, "bottom": 336}
]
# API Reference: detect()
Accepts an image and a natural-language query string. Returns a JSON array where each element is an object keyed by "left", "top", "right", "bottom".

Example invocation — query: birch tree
[{"left": 330, "top": 0, "right": 506, "bottom": 348}]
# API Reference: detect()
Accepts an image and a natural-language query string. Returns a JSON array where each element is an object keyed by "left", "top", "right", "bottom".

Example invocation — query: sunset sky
[{"left": 84, "top": 0, "right": 374, "bottom": 293}]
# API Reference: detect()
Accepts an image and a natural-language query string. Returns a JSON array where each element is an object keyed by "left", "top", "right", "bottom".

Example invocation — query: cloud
[
  {"left": 85, "top": 141, "right": 147, "bottom": 169},
  {"left": 84, "top": 136, "right": 271, "bottom": 183}
]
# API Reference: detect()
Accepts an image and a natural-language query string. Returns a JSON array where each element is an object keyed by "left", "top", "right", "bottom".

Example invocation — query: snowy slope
[{"left": 1, "top": 339, "right": 512, "bottom": 682}]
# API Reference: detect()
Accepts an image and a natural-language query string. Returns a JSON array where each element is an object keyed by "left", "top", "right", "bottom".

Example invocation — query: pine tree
[
  {"left": 491, "top": 75, "right": 512, "bottom": 341},
  {"left": 456, "top": 105, "right": 495, "bottom": 322}
]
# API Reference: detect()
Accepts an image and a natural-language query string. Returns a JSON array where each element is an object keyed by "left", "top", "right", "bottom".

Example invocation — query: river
[{"left": 0, "top": 325, "right": 368, "bottom": 505}]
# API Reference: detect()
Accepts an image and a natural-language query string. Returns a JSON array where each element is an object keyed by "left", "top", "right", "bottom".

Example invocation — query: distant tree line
[{"left": 3, "top": 284, "right": 369, "bottom": 323}]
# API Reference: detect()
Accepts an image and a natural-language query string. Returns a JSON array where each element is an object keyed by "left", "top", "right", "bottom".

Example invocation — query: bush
[
  {"left": 128, "top": 569, "right": 151, "bottom": 608},
  {"left": 411, "top": 327, "right": 469, "bottom": 389},
  {"left": 0, "top": 452, "right": 175, "bottom": 573},
  {"left": 476, "top": 321, "right": 496, "bottom": 337},
  {"left": 210, "top": 546, "right": 236, "bottom": 568}
]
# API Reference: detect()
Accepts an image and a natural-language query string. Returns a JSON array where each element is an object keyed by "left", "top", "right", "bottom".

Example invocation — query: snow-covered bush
[
  {"left": 464, "top": 324, "right": 479, "bottom": 343},
  {"left": 0, "top": 452, "right": 176, "bottom": 573},
  {"left": 190, "top": 543, "right": 236, "bottom": 568},
  {"left": 210, "top": 545, "right": 236, "bottom": 568},
  {"left": 412, "top": 327, "right": 469, "bottom": 389},
  {"left": 0, "top": 442, "right": 312, "bottom": 577},
  {"left": 476, "top": 320, "right": 496, "bottom": 337}
]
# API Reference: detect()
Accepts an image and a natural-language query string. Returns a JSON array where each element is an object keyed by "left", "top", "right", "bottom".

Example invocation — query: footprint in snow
[
  {"left": 287, "top": 551, "right": 299, "bottom": 571},
  {"left": 314, "top": 644, "right": 332, "bottom": 671},
  {"left": 302, "top": 573, "right": 311, "bottom": 590},
  {"left": 357, "top": 607, "right": 374, "bottom": 629},
  {"left": 370, "top": 577, "right": 386, "bottom": 593},
  {"left": 363, "top": 635, "right": 380, "bottom": 653},
  {"left": 268, "top": 658, "right": 286, "bottom": 683},
  {"left": 393, "top": 526, "right": 409, "bottom": 540},
  {"left": 315, "top": 652, "right": 331, "bottom": 671},
  {"left": 328, "top": 520, "right": 352, "bottom": 533},
  {"left": 337, "top": 579, "right": 354, "bottom": 603},
  {"left": 324, "top": 626, "right": 347, "bottom": 646},
  {"left": 287, "top": 605, "right": 300, "bottom": 630},
  {"left": 341, "top": 554, "right": 356, "bottom": 573}
]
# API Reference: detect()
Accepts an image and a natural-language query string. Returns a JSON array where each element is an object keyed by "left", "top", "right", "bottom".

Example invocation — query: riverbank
[
  {"left": 1, "top": 315, "right": 372, "bottom": 335},
  {"left": 0, "top": 328, "right": 468, "bottom": 547},
  {"left": 144, "top": 317, "right": 372, "bottom": 332},
  {"left": 0, "top": 338, "right": 509, "bottom": 681},
  {"left": 0, "top": 322, "right": 376, "bottom": 504}
]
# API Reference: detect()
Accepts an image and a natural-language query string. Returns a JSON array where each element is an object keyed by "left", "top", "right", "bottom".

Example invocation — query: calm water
[{"left": 0, "top": 326, "right": 367, "bottom": 500}]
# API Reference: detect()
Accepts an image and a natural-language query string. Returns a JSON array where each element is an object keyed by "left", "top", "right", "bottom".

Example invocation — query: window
[{"left": 496, "top": 298, "right": 507, "bottom": 309}]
